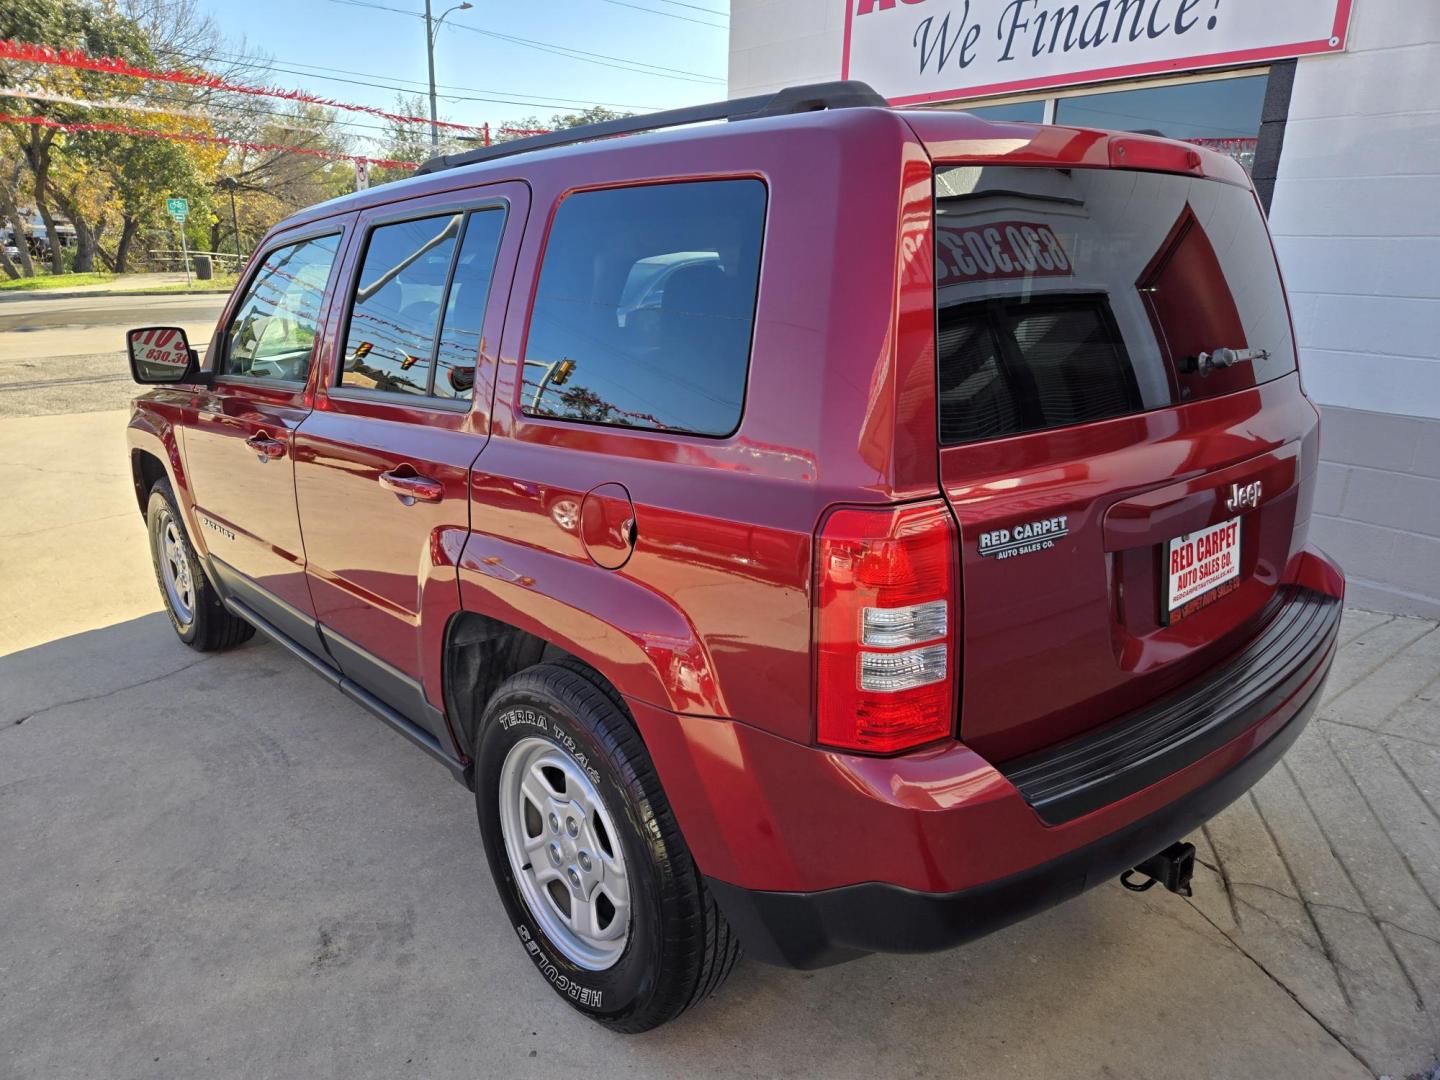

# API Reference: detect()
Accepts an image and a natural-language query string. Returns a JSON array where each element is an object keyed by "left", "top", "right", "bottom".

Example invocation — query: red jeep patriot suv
[{"left": 126, "top": 82, "right": 1344, "bottom": 1032}]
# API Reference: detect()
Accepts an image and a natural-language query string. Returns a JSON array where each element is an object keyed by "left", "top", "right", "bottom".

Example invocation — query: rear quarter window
[
  {"left": 521, "top": 179, "right": 766, "bottom": 437},
  {"left": 934, "top": 165, "right": 1296, "bottom": 445}
]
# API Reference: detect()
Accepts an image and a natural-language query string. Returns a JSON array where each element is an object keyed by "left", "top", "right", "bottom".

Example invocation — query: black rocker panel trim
[
  {"left": 209, "top": 557, "right": 329, "bottom": 659},
  {"left": 319, "top": 626, "right": 450, "bottom": 746}
]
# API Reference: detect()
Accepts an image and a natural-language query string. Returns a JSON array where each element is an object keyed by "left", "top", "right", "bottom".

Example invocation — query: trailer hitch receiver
[{"left": 1120, "top": 841, "right": 1196, "bottom": 897}]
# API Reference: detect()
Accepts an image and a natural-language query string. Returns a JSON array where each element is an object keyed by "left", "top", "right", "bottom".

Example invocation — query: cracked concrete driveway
[{"left": 3, "top": 403, "right": 1439, "bottom": 1078}]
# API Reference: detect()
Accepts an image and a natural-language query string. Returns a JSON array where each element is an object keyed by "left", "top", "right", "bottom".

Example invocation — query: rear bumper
[
  {"left": 707, "top": 662, "right": 1323, "bottom": 967},
  {"left": 628, "top": 550, "right": 1343, "bottom": 969}
]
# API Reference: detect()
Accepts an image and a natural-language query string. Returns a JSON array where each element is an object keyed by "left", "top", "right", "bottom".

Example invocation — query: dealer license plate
[{"left": 1165, "top": 516, "right": 1242, "bottom": 623}]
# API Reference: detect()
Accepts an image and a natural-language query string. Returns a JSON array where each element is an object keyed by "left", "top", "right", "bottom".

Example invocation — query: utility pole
[{"left": 425, "top": 1, "right": 473, "bottom": 151}]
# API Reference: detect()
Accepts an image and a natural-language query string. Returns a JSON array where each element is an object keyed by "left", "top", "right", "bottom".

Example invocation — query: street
[
  {"left": 1, "top": 295, "right": 1438, "bottom": 1079},
  {"left": 0, "top": 292, "right": 223, "bottom": 418}
]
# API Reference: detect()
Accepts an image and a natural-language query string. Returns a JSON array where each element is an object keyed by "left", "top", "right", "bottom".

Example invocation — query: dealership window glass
[
  {"left": 934, "top": 163, "right": 1297, "bottom": 445},
  {"left": 222, "top": 234, "right": 339, "bottom": 382},
  {"left": 522, "top": 179, "right": 765, "bottom": 436},
  {"left": 433, "top": 209, "right": 505, "bottom": 399},
  {"left": 957, "top": 100, "right": 1046, "bottom": 123},
  {"left": 1054, "top": 74, "right": 1268, "bottom": 173},
  {"left": 340, "top": 214, "right": 462, "bottom": 396}
]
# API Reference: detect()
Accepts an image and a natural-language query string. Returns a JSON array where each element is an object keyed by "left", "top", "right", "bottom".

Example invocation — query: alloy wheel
[
  {"left": 498, "top": 736, "right": 631, "bottom": 970},
  {"left": 156, "top": 509, "right": 195, "bottom": 627}
]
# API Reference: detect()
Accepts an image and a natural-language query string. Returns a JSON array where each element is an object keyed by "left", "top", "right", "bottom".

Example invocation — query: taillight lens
[{"left": 816, "top": 502, "right": 957, "bottom": 753}]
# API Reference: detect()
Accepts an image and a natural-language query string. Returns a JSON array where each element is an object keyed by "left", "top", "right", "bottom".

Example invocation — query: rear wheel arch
[
  {"left": 454, "top": 562, "right": 724, "bottom": 717},
  {"left": 442, "top": 609, "right": 599, "bottom": 760}
]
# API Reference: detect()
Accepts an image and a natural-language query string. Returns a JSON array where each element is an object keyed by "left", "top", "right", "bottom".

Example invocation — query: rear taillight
[{"left": 816, "top": 502, "right": 957, "bottom": 754}]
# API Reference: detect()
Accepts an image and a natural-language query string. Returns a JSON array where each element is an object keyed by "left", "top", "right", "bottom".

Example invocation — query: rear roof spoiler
[{"left": 414, "top": 81, "right": 889, "bottom": 176}]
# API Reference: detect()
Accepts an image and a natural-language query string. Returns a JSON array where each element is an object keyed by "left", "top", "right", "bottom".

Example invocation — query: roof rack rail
[{"left": 414, "top": 80, "right": 888, "bottom": 176}]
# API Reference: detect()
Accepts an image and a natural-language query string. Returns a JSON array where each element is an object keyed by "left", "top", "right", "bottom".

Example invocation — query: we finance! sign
[{"left": 842, "top": 0, "right": 1352, "bottom": 106}]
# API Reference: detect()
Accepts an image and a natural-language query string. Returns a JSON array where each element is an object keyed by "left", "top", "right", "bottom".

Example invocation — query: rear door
[
  {"left": 932, "top": 163, "right": 1315, "bottom": 761},
  {"left": 293, "top": 184, "right": 525, "bottom": 739}
]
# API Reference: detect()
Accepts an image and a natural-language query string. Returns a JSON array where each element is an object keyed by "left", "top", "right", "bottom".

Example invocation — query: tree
[
  {"left": 368, "top": 95, "right": 438, "bottom": 187},
  {"left": 495, "top": 105, "right": 633, "bottom": 143},
  {"left": 74, "top": 114, "right": 220, "bottom": 272},
  {"left": 0, "top": 156, "right": 36, "bottom": 278},
  {"left": 0, "top": 0, "right": 155, "bottom": 272},
  {"left": 202, "top": 102, "right": 354, "bottom": 263}
]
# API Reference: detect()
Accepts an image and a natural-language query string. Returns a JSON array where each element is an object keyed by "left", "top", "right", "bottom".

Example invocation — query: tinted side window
[
  {"left": 223, "top": 234, "right": 339, "bottom": 382},
  {"left": 340, "top": 215, "right": 461, "bottom": 395},
  {"left": 522, "top": 179, "right": 765, "bottom": 437},
  {"left": 434, "top": 210, "right": 505, "bottom": 399}
]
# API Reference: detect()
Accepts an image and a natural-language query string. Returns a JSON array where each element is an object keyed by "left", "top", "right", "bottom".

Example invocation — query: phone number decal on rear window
[{"left": 936, "top": 221, "right": 1072, "bottom": 284}]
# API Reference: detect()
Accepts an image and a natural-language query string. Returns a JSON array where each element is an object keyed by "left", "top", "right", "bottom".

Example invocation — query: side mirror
[{"left": 127, "top": 327, "right": 201, "bottom": 385}]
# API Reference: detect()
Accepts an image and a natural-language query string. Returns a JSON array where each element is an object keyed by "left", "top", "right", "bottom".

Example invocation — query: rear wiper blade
[{"left": 1191, "top": 347, "right": 1270, "bottom": 376}]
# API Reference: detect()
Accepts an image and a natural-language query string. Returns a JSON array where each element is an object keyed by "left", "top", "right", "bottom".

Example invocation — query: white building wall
[
  {"left": 729, "top": 0, "right": 838, "bottom": 99},
  {"left": 1270, "top": 0, "right": 1440, "bottom": 616},
  {"left": 1269, "top": 4, "right": 1440, "bottom": 420}
]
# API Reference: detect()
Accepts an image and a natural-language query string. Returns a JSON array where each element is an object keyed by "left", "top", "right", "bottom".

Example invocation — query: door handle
[
  {"left": 246, "top": 432, "right": 286, "bottom": 461},
  {"left": 379, "top": 468, "right": 444, "bottom": 504}
]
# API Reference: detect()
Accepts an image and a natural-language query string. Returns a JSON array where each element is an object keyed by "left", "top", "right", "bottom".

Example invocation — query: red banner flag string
[
  {"left": 0, "top": 39, "right": 488, "bottom": 137},
  {"left": 0, "top": 112, "right": 419, "bottom": 170}
]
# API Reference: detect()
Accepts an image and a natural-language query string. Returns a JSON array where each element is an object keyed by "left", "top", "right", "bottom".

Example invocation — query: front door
[
  {"left": 182, "top": 225, "right": 349, "bottom": 644},
  {"left": 294, "top": 186, "right": 525, "bottom": 739}
]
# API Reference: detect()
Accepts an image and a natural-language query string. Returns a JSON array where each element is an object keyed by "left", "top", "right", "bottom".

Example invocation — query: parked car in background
[{"left": 125, "top": 81, "right": 1344, "bottom": 1032}]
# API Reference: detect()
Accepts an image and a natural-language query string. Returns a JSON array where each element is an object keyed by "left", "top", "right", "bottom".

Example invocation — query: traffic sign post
[{"left": 166, "top": 197, "right": 191, "bottom": 286}]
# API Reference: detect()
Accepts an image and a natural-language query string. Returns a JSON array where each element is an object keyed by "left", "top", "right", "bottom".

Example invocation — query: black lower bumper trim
[
  {"left": 706, "top": 654, "right": 1329, "bottom": 970},
  {"left": 1000, "top": 587, "right": 1341, "bottom": 824}
]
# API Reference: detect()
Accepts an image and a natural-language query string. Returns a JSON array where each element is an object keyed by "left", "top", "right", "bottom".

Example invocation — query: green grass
[
  {"left": 0, "top": 271, "right": 237, "bottom": 294},
  {"left": 0, "top": 271, "right": 118, "bottom": 292}
]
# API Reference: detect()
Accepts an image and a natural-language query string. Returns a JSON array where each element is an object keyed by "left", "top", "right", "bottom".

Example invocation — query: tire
[
  {"left": 146, "top": 478, "right": 255, "bottom": 652},
  {"left": 475, "top": 661, "right": 741, "bottom": 1032}
]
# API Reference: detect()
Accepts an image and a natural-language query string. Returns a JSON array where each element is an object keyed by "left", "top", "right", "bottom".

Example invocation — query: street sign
[{"left": 166, "top": 197, "right": 192, "bottom": 285}]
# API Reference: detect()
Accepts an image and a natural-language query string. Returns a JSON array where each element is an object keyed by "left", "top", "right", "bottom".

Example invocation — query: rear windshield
[{"left": 933, "top": 166, "right": 1296, "bottom": 445}]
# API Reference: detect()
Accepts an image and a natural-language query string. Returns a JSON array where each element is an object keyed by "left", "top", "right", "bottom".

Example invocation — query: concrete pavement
[
  {"left": 0, "top": 300, "right": 1437, "bottom": 1077},
  {"left": 0, "top": 606, "right": 1379, "bottom": 1080},
  {"left": 0, "top": 411, "right": 162, "bottom": 655}
]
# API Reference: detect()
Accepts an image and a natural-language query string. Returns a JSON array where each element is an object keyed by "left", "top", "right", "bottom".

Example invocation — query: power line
[
  {"left": 323, "top": 0, "right": 725, "bottom": 83},
  {"left": 192, "top": 47, "right": 660, "bottom": 111},
  {"left": 645, "top": 0, "right": 728, "bottom": 15},
  {"left": 589, "top": 0, "right": 726, "bottom": 30},
  {"left": 230, "top": 57, "right": 658, "bottom": 111},
  {"left": 443, "top": 21, "right": 724, "bottom": 84}
]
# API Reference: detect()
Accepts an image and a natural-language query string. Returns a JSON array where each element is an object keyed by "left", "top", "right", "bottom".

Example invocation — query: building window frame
[{"left": 930, "top": 64, "right": 1293, "bottom": 213}]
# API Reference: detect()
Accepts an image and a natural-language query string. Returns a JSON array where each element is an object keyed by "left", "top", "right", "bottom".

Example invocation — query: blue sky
[{"left": 197, "top": 0, "right": 730, "bottom": 152}]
